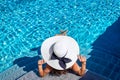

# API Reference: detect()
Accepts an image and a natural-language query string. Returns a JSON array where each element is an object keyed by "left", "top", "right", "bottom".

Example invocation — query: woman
[{"left": 38, "top": 30, "right": 86, "bottom": 77}]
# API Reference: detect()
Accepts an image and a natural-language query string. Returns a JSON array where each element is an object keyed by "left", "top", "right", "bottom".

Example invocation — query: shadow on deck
[{"left": 86, "top": 17, "right": 120, "bottom": 80}]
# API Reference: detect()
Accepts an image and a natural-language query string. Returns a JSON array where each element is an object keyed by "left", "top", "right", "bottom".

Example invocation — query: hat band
[{"left": 51, "top": 52, "right": 72, "bottom": 69}]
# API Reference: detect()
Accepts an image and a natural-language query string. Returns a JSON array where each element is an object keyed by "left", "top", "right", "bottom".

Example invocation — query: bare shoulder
[
  {"left": 44, "top": 64, "right": 53, "bottom": 72},
  {"left": 71, "top": 63, "right": 79, "bottom": 69}
]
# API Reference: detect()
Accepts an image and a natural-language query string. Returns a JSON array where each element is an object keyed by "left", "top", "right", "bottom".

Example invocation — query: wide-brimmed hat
[{"left": 41, "top": 36, "right": 79, "bottom": 70}]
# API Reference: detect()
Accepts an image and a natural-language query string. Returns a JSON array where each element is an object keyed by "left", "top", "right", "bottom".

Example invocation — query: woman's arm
[
  {"left": 38, "top": 60, "right": 52, "bottom": 77},
  {"left": 78, "top": 55, "right": 86, "bottom": 75},
  {"left": 81, "top": 61, "right": 86, "bottom": 75},
  {"left": 71, "top": 56, "right": 86, "bottom": 76}
]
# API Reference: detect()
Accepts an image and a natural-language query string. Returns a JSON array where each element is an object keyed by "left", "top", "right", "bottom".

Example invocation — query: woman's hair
[{"left": 50, "top": 68, "right": 68, "bottom": 76}]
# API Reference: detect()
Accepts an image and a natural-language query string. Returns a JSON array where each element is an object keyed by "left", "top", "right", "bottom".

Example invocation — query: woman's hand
[
  {"left": 38, "top": 59, "right": 45, "bottom": 65},
  {"left": 78, "top": 55, "right": 86, "bottom": 63}
]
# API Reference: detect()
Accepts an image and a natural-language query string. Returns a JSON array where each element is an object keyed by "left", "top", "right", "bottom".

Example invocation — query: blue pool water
[{"left": 0, "top": 0, "right": 120, "bottom": 73}]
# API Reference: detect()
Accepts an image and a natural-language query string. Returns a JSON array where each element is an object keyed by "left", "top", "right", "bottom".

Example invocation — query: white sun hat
[{"left": 41, "top": 36, "right": 80, "bottom": 70}]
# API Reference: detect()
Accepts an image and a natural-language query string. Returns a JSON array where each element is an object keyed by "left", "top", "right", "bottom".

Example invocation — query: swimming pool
[{"left": 0, "top": 0, "right": 120, "bottom": 73}]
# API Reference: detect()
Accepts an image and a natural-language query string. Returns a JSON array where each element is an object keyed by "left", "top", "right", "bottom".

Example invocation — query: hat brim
[{"left": 41, "top": 36, "right": 80, "bottom": 70}]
